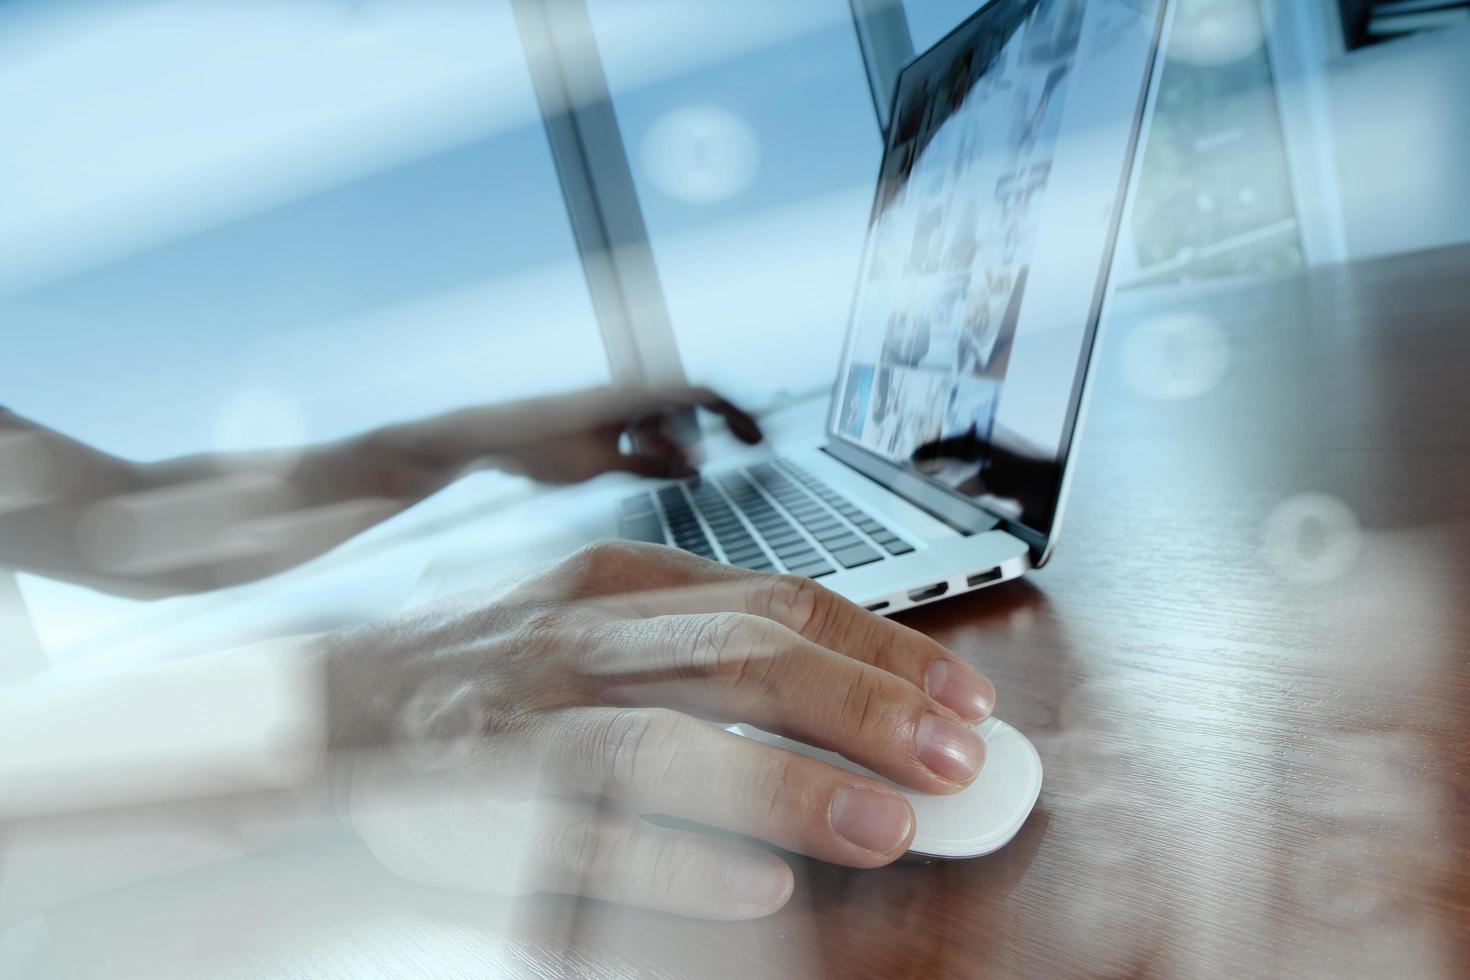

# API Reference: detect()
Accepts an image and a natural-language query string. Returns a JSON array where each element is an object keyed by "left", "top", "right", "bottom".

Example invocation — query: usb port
[
  {"left": 907, "top": 582, "right": 949, "bottom": 603},
  {"left": 864, "top": 601, "right": 891, "bottom": 612},
  {"left": 966, "top": 568, "right": 1003, "bottom": 588}
]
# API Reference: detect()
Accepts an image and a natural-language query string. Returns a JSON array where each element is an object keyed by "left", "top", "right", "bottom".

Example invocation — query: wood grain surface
[{"left": 27, "top": 245, "right": 1470, "bottom": 979}]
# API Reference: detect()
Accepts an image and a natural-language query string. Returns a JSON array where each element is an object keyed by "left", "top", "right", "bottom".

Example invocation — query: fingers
[
  {"left": 596, "top": 385, "right": 763, "bottom": 445},
  {"left": 531, "top": 798, "right": 793, "bottom": 920},
  {"left": 556, "top": 542, "right": 993, "bottom": 721},
  {"left": 595, "top": 386, "right": 761, "bottom": 479},
  {"left": 607, "top": 571, "right": 996, "bottom": 723},
  {"left": 611, "top": 453, "right": 698, "bottom": 480},
  {"left": 549, "top": 541, "right": 735, "bottom": 598},
  {"left": 593, "top": 615, "right": 986, "bottom": 793},
  {"left": 536, "top": 707, "right": 916, "bottom": 867},
  {"left": 623, "top": 417, "right": 698, "bottom": 479},
  {"left": 672, "top": 385, "right": 763, "bottom": 445},
  {"left": 548, "top": 545, "right": 991, "bottom": 790},
  {"left": 743, "top": 575, "right": 995, "bottom": 722}
]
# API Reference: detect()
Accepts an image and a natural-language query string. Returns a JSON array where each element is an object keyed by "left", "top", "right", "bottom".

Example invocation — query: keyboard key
[
  {"left": 735, "top": 558, "right": 775, "bottom": 572},
  {"left": 667, "top": 459, "right": 905, "bottom": 575},
  {"left": 883, "top": 540, "right": 915, "bottom": 555},
  {"left": 830, "top": 543, "right": 882, "bottom": 568},
  {"left": 621, "top": 517, "right": 665, "bottom": 543},
  {"left": 620, "top": 494, "right": 656, "bottom": 517}
]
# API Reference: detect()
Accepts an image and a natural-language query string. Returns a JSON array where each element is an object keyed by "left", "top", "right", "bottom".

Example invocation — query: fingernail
[
  {"left": 917, "top": 714, "right": 986, "bottom": 783},
  {"left": 924, "top": 659, "right": 995, "bottom": 721},
  {"left": 724, "top": 857, "right": 791, "bottom": 907},
  {"left": 830, "top": 785, "right": 914, "bottom": 853}
]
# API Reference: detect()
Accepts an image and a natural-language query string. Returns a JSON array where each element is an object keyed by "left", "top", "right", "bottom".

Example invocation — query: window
[
  {"left": 1, "top": 0, "right": 614, "bottom": 659},
  {"left": 904, "top": 0, "right": 1005, "bottom": 50},
  {"left": 1122, "top": 0, "right": 1306, "bottom": 284},
  {"left": 587, "top": 0, "right": 884, "bottom": 411},
  {"left": 0, "top": 0, "right": 606, "bottom": 462},
  {"left": 903, "top": 0, "right": 1307, "bottom": 287}
]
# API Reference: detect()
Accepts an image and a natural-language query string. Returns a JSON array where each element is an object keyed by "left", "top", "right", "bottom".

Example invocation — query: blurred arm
[
  {"left": 0, "top": 408, "right": 434, "bottom": 598},
  {"left": 0, "top": 385, "right": 761, "bottom": 599},
  {"left": 0, "top": 636, "right": 330, "bottom": 929}
]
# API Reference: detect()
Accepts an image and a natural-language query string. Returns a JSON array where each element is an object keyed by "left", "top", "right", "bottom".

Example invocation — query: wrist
[{"left": 0, "top": 637, "right": 330, "bottom": 821}]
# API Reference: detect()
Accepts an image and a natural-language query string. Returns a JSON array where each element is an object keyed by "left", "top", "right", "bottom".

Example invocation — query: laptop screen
[{"left": 829, "top": 0, "right": 1164, "bottom": 540}]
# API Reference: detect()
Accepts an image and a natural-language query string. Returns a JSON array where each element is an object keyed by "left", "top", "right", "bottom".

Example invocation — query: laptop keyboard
[{"left": 617, "top": 459, "right": 915, "bottom": 578}]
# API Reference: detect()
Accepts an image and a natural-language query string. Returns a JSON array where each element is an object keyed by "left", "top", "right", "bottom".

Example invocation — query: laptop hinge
[{"left": 820, "top": 443, "right": 999, "bottom": 536}]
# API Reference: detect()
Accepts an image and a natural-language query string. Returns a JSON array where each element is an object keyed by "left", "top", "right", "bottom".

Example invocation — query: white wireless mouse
[{"left": 731, "top": 717, "right": 1042, "bottom": 859}]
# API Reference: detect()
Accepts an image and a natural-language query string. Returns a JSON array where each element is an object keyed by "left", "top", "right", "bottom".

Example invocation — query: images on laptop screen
[{"left": 830, "top": 0, "right": 1163, "bottom": 535}]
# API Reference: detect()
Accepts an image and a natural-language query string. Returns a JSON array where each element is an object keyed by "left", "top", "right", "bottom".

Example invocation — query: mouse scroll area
[{"left": 729, "top": 717, "right": 1042, "bottom": 859}]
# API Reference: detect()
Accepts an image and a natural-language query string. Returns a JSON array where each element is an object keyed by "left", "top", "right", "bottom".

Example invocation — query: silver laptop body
[{"left": 619, "top": 0, "right": 1173, "bottom": 615}]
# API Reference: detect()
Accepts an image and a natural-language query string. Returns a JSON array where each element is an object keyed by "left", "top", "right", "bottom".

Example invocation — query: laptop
[{"left": 619, "top": 0, "right": 1171, "bottom": 615}]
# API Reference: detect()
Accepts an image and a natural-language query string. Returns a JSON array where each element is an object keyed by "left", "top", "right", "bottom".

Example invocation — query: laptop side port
[
  {"left": 907, "top": 582, "right": 949, "bottom": 603},
  {"left": 864, "top": 601, "right": 891, "bottom": 612},
  {"left": 966, "top": 568, "right": 1004, "bottom": 588}
]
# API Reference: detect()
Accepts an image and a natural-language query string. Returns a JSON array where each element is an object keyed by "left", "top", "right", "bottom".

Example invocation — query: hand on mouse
[{"left": 322, "top": 541, "right": 995, "bottom": 920}]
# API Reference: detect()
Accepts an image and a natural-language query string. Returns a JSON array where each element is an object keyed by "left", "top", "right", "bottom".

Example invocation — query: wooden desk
[{"left": 28, "top": 246, "right": 1470, "bottom": 978}]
